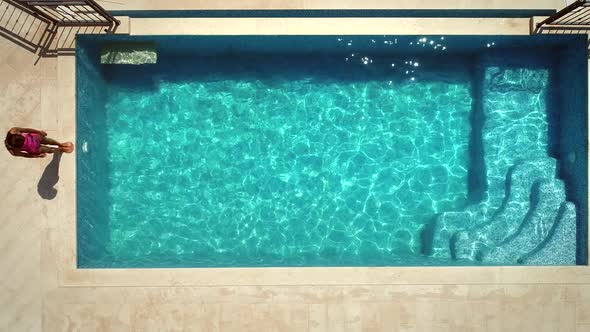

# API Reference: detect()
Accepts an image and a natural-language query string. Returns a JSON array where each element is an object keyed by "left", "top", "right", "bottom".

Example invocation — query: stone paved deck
[{"left": 1, "top": 1, "right": 590, "bottom": 331}]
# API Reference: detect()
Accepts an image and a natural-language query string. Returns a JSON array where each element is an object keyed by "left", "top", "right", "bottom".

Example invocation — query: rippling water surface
[{"left": 76, "top": 36, "right": 581, "bottom": 267}]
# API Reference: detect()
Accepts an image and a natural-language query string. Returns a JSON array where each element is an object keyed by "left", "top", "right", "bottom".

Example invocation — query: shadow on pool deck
[
  {"left": 0, "top": 0, "right": 118, "bottom": 63},
  {"left": 38, "top": 152, "right": 62, "bottom": 200}
]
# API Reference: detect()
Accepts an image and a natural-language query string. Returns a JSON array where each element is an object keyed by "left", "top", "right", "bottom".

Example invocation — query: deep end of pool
[{"left": 76, "top": 34, "right": 588, "bottom": 268}]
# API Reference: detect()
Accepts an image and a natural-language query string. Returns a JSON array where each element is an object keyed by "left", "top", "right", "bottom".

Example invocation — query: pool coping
[
  {"left": 58, "top": 16, "right": 590, "bottom": 288},
  {"left": 99, "top": 0, "right": 564, "bottom": 11},
  {"left": 109, "top": 9, "right": 556, "bottom": 19},
  {"left": 127, "top": 17, "right": 531, "bottom": 36}
]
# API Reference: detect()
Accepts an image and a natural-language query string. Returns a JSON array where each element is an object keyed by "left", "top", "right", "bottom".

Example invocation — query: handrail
[
  {"left": 15, "top": 0, "right": 119, "bottom": 32},
  {"left": 535, "top": 0, "right": 590, "bottom": 33},
  {"left": 84, "top": 0, "right": 120, "bottom": 27}
]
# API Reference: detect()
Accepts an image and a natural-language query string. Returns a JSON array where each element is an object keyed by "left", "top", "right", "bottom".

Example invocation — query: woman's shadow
[{"left": 38, "top": 152, "right": 62, "bottom": 200}]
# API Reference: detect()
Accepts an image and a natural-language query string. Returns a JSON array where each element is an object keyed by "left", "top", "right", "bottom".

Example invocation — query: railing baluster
[
  {"left": 564, "top": 7, "right": 590, "bottom": 25},
  {"left": 3, "top": 4, "right": 17, "bottom": 29},
  {"left": 84, "top": 5, "right": 104, "bottom": 23},
  {"left": 9, "top": 5, "right": 22, "bottom": 31},
  {"left": 559, "top": 8, "right": 585, "bottom": 24},
  {"left": 74, "top": 5, "right": 96, "bottom": 23}
]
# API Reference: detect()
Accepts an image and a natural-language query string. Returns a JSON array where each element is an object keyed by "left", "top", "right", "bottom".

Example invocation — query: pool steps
[
  {"left": 456, "top": 159, "right": 559, "bottom": 258},
  {"left": 430, "top": 157, "right": 575, "bottom": 264},
  {"left": 427, "top": 65, "right": 577, "bottom": 265},
  {"left": 484, "top": 177, "right": 567, "bottom": 263}
]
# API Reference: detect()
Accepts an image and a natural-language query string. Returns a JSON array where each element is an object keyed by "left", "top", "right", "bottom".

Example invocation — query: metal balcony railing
[
  {"left": 16, "top": 0, "right": 119, "bottom": 32},
  {"left": 535, "top": 0, "right": 590, "bottom": 33}
]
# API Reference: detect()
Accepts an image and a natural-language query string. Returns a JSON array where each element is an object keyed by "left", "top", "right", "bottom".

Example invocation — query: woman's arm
[
  {"left": 9, "top": 149, "right": 46, "bottom": 158},
  {"left": 15, "top": 127, "right": 47, "bottom": 136}
]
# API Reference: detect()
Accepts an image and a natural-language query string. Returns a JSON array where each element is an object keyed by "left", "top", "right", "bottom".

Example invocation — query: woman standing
[{"left": 4, "top": 127, "right": 73, "bottom": 158}]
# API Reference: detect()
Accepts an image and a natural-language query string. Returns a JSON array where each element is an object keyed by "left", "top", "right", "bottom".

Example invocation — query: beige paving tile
[
  {"left": 466, "top": 285, "right": 506, "bottom": 301},
  {"left": 271, "top": 286, "right": 343, "bottom": 304},
  {"left": 183, "top": 304, "right": 221, "bottom": 331},
  {"left": 578, "top": 303, "right": 590, "bottom": 325},
  {"left": 415, "top": 321, "right": 451, "bottom": 332},
  {"left": 0, "top": 285, "right": 41, "bottom": 332},
  {"left": 447, "top": 301, "right": 479, "bottom": 331},
  {"left": 360, "top": 302, "right": 401, "bottom": 330},
  {"left": 0, "top": 62, "right": 19, "bottom": 86},
  {"left": 343, "top": 303, "right": 362, "bottom": 331},
  {"left": 40, "top": 79, "right": 59, "bottom": 133},
  {"left": 398, "top": 300, "right": 418, "bottom": 327},
  {"left": 43, "top": 302, "right": 68, "bottom": 332},
  {"left": 503, "top": 284, "right": 572, "bottom": 304},
  {"left": 538, "top": 303, "right": 572, "bottom": 332},
  {"left": 10, "top": 90, "right": 41, "bottom": 125},
  {"left": 309, "top": 303, "right": 363, "bottom": 331},
  {"left": 310, "top": 304, "right": 336, "bottom": 332},
  {"left": 4, "top": 45, "right": 42, "bottom": 73},
  {"left": 43, "top": 303, "right": 131, "bottom": 332},
  {"left": 252, "top": 303, "right": 310, "bottom": 331},
  {"left": 469, "top": 300, "right": 503, "bottom": 331},
  {"left": 577, "top": 285, "right": 590, "bottom": 302},
  {"left": 41, "top": 228, "right": 59, "bottom": 292},
  {"left": 220, "top": 304, "right": 259, "bottom": 332},
  {"left": 501, "top": 302, "right": 552, "bottom": 332},
  {"left": 341, "top": 285, "right": 469, "bottom": 304},
  {"left": 558, "top": 302, "right": 577, "bottom": 332},
  {"left": 130, "top": 304, "right": 183, "bottom": 332},
  {"left": 41, "top": 58, "right": 58, "bottom": 79},
  {"left": 564, "top": 285, "right": 580, "bottom": 303},
  {"left": 0, "top": 233, "right": 41, "bottom": 331},
  {"left": 415, "top": 299, "right": 450, "bottom": 326},
  {"left": 399, "top": 325, "right": 417, "bottom": 332}
]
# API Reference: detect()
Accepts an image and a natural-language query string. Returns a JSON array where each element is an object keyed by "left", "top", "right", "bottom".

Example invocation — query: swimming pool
[{"left": 76, "top": 35, "right": 587, "bottom": 268}]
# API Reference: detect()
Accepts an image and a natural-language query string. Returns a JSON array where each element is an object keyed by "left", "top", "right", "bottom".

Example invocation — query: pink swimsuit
[{"left": 21, "top": 133, "right": 41, "bottom": 154}]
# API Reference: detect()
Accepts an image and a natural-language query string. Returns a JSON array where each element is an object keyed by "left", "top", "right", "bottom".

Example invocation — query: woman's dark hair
[{"left": 5, "top": 132, "right": 24, "bottom": 149}]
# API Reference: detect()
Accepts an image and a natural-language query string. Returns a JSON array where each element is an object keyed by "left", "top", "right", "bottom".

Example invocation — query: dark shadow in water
[
  {"left": 419, "top": 214, "right": 438, "bottom": 256},
  {"left": 38, "top": 152, "right": 62, "bottom": 200},
  {"left": 499, "top": 179, "right": 542, "bottom": 246},
  {"left": 547, "top": 44, "right": 589, "bottom": 265},
  {"left": 467, "top": 55, "right": 487, "bottom": 203},
  {"left": 490, "top": 162, "right": 521, "bottom": 222}
]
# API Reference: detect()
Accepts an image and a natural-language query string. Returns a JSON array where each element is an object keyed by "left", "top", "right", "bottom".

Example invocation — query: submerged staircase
[
  {"left": 432, "top": 157, "right": 576, "bottom": 264},
  {"left": 428, "top": 64, "right": 577, "bottom": 265}
]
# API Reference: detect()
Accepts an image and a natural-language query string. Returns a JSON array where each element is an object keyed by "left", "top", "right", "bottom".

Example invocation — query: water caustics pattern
[
  {"left": 76, "top": 36, "right": 582, "bottom": 267},
  {"left": 102, "top": 55, "right": 472, "bottom": 267}
]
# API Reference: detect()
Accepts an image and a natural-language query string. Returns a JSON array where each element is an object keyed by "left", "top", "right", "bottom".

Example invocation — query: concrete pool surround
[{"left": 3, "top": 0, "right": 590, "bottom": 329}]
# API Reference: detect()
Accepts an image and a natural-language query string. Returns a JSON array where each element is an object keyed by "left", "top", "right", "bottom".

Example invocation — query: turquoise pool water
[{"left": 76, "top": 35, "right": 587, "bottom": 267}]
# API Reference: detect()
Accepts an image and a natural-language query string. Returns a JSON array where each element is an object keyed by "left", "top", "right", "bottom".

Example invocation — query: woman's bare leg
[
  {"left": 40, "top": 146, "right": 60, "bottom": 154},
  {"left": 40, "top": 136, "right": 63, "bottom": 146},
  {"left": 40, "top": 137, "right": 74, "bottom": 153}
]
